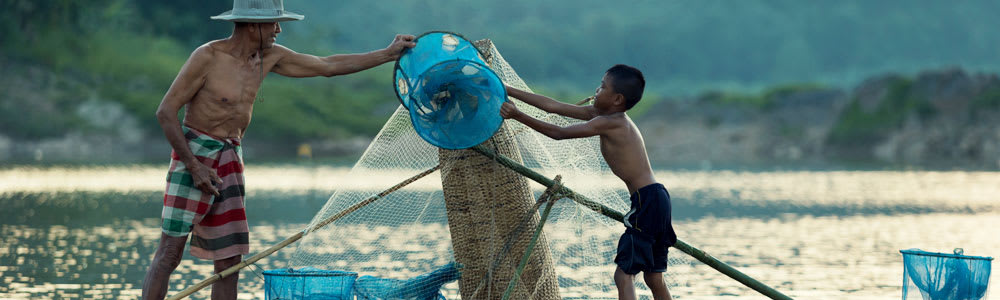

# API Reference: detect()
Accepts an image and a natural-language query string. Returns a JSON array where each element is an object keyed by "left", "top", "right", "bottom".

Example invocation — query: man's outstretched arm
[
  {"left": 506, "top": 85, "right": 596, "bottom": 121},
  {"left": 272, "top": 34, "right": 416, "bottom": 78}
]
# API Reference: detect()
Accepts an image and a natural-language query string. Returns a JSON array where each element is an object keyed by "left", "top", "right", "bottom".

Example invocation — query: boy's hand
[{"left": 500, "top": 101, "right": 521, "bottom": 119}]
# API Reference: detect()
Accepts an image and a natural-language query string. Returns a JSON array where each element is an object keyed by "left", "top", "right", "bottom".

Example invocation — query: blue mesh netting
[
  {"left": 263, "top": 267, "right": 358, "bottom": 300},
  {"left": 901, "top": 248, "right": 993, "bottom": 300},
  {"left": 353, "top": 262, "right": 461, "bottom": 300},
  {"left": 393, "top": 31, "right": 506, "bottom": 149},
  {"left": 264, "top": 263, "right": 460, "bottom": 300}
]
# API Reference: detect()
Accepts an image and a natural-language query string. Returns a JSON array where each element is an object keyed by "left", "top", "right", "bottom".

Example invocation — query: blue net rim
[
  {"left": 900, "top": 249, "right": 994, "bottom": 261},
  {"left": 262, "top": 268, "right": 360, "bottom": 277},
  {"left": 393, "top": 31, "right": 486, "bottom": 108}
]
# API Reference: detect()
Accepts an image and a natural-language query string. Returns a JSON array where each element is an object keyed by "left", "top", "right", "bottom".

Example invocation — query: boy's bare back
[
  {"left": 596, "top": 113, "right": 657, "bottom": 194},
  {"left": 501, "top": 72, "right": 656, "bottom": 194},
  {"left": 501, "top": 64, "right": 673, "bottom": 299}
]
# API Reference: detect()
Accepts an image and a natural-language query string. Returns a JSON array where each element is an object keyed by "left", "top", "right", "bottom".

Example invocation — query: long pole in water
[
  {"left": 166, "top": 164, "right": 442, "bottom": 300},
  {"left": 470, "top": 145, "right": 795, "bottom": 300}
]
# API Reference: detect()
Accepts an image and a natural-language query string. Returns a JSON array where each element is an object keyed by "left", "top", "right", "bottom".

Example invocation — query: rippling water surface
[{"left": 1, "top": 167, "right": 997, "bottom": 299}]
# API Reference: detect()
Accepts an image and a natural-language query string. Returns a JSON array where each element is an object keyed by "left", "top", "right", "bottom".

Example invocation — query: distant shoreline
[{"left": 2, "top": 168, "right": 996, "bottom": 213}]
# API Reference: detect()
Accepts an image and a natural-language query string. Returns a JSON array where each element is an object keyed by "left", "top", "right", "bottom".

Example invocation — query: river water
[{"left": 0, "top": 166, "right": 997, "bottom": 299}]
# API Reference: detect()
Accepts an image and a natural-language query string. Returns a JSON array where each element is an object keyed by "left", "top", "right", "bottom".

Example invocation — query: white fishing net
[{"left": 288, "top": 39, "right": 693, "bottom": 299}]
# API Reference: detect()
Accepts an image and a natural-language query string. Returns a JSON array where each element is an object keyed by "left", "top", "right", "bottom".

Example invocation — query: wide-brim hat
[{"left": 211, "top": 0, "right": 304, "bottom": 23}]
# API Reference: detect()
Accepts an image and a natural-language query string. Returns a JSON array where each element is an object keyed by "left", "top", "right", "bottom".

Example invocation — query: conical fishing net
[{"left": 287, "top": 38, "right": 695, "bottom": 299}]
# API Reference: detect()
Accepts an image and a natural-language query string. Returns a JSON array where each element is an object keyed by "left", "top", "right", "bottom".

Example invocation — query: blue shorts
[{"left": 615, "top": 183, "right": 676, "bottom": 275}]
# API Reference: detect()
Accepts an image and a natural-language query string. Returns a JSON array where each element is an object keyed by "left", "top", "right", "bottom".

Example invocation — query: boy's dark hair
[{"left": 605, "top": 64, "right": 645, "bottom": 110}]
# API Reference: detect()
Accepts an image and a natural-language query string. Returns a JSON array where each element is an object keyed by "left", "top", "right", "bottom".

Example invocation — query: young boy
[{"left": 500, "top": 64, "right": 676, "bottom": 300}]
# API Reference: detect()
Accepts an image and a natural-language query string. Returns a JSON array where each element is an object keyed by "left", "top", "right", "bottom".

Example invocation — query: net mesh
[
  {"left": 901, "top": 249, "right": 992, "bottom": 300},
  {"left": 288, "top": 39, "right": 694, "bottom": 299}
]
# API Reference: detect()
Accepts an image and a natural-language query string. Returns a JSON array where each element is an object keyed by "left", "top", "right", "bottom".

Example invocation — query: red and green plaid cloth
[{"left": 161, "top": 126, "right": 249, "bottom": 260}]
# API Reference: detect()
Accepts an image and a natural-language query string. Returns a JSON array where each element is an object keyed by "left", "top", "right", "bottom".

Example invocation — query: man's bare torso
[
  {"left": 183, "top": 40, "right": 279, "bottom": 139},
  {"left": 599, "top": 113, "right": 657, "bottom": 195}
]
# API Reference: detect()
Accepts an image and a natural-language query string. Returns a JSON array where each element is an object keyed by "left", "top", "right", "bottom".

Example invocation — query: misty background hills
[{"left": 1, "top": 0, "right": 998, "bottom": 168}]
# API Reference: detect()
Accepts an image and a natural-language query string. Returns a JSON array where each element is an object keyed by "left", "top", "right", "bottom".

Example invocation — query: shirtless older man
[{"left": 142, "top": 1, "right": 415, "bottom": 299}]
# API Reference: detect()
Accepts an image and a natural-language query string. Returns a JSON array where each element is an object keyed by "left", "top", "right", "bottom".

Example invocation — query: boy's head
[{"left": 602, "top": 64, "right": 645, "bottom": 111}]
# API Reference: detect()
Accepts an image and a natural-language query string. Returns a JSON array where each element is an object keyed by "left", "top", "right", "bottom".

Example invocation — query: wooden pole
[
  {"left": 166, "top": 165, "right": 441, "bottom": 300},
  {"left": 470, "top": 145, "right": 795, "bottom": 300}
]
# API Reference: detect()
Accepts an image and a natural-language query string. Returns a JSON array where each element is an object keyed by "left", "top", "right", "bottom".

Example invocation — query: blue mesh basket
[
  {"left": 393, "top": 31, "right": 507, "bottom": 149},
  {"left": 900, "top": 248, "right": 993, "bottom": 300},
  {"left": 263, "top": 267, "right": 358, "bottom": 300}
]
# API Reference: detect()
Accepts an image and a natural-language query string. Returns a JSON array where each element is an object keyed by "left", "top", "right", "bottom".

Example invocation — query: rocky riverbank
[{"left": 639, "top": 68, "right": 1000, "bottom": 169}]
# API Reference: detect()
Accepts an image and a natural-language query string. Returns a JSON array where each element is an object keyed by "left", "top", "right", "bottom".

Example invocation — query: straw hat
[{"left": 211, "top": 0, "right": 304, "bottom": 22}]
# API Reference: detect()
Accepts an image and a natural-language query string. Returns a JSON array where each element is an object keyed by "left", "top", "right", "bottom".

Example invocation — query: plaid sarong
[{"left": 161, "top": 126, "right": 249, "bottom": 260}]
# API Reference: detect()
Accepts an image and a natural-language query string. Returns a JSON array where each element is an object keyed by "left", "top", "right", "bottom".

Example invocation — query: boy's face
[{"left": 594, "top": 74, "right": 619, "bottom": 110}]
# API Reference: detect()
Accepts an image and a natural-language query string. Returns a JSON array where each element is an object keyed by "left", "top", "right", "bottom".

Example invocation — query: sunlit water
[{"left": 1, "top": 167, "right": 997, "bottom": 299}]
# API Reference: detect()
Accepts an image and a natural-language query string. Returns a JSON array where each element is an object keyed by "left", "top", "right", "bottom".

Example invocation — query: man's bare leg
[
  {"left": 211, "top": 255, "right": 242, "bottom": 300},
  {"left": 614, "top": 267, "right": 636, "bottom": 300},
  {"left": 643, "top": 272, "right": 672, "bottom": 300},
  {"left": 143, "top": 233, "right": 188, "bottom": 300}
]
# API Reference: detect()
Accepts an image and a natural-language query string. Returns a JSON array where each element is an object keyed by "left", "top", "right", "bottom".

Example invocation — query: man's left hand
[{"left": 385, "top": 34, "right": 417, "bottom": 60}]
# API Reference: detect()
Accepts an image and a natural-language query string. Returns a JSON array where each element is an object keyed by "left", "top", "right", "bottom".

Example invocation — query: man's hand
[
  {"left": 385, "top": 34, "right": 417, "bottom": 60},
  {"left": 189, "top": 162, "right": 223, "bottom": 196},
  {"left": 500, "top": 101, "right": 522, "bottom": 119}
]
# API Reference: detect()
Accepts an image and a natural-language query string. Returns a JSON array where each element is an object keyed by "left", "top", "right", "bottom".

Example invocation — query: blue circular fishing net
[
  {"left": 394, "top": 31, "right": 507, "bottom": 149},
  {"left": 900, "top": 248, "right": 993, "bottom": 300}
]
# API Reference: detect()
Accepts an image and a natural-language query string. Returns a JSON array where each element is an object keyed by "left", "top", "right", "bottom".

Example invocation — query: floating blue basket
[
  {"left": 394, "top": 31, "right": 507, "bottom": 149},
  {"left": 900, "top": 248, "right": 993, "bottom": 300},
  {"left": 263, "top": 267, "right": 358, "bottom": 300}
]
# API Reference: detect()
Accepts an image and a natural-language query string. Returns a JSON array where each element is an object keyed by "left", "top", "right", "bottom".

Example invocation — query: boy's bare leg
[
  {"left": 211, "top": 255, "right": 242, "bottom": 300},
  {"left": 614, "top": 267, "right": 637, "bottom": 300},
  {"left": 643, "top": 272, "right": 672, "bottom": 300},
  {"left": 143, "top": 233, "right": 188, "bottom": 300}
]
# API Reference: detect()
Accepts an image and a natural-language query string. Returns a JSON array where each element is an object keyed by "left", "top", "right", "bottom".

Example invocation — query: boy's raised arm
[
  {"left": 501, "top": 101, "right": 616, "bottom": 140},
  {"left": 506, "top": 85, "right": 596, "bottom": 121}
]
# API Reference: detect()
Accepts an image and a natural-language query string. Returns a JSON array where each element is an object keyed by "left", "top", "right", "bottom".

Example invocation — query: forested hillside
[
  {"left": 2, "top": 0, "right": 999, "bottom": 165},
  {"left": 288, "top": 0, "right": 1000, "bottom": 93}
]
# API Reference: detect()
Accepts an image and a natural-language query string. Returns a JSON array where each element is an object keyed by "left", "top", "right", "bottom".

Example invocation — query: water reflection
[{"left": 0, "top": 168, "right": 997, "bottom": 299}]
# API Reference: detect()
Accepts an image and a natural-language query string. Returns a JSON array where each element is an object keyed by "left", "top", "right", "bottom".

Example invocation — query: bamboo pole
[
  {"left": 470, "top": 145, "right": 795, "bottom": 300},
  {"left": 166, "top": 164, "right": 441, "bottom": 300}
]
